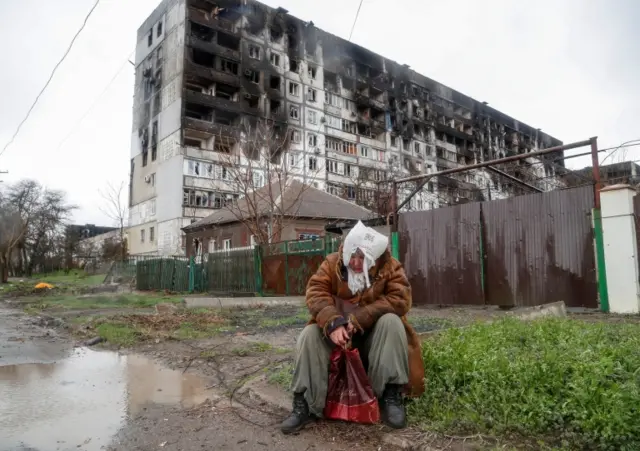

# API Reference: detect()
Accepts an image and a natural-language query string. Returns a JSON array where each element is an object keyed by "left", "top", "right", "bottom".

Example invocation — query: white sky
[{"left": 0, "top": 0, "right": 638, "bottom": 226}]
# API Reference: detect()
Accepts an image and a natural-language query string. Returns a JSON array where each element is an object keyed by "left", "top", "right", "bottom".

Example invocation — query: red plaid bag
[{"left": 323, "top": 346, "right": 380, "bottom": 424}]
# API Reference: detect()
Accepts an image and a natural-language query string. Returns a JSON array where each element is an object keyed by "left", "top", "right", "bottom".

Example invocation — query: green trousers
[{"left": 290, "top": 313, "right": 409, "bottom": 417}]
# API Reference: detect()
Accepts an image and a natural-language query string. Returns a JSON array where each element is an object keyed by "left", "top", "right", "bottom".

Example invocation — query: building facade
[{"left": 128, "top": 0, "right": 563, "bottom": 256}]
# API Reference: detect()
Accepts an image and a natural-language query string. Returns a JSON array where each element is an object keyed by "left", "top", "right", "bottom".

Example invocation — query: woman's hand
[{"left": 329, "top": 326, "right": 350, "bottom": 347}]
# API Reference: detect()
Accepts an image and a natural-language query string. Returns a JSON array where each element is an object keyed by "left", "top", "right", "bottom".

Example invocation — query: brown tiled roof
[{"left": 183, "top": 179, "right": 373, "bottom": 231}]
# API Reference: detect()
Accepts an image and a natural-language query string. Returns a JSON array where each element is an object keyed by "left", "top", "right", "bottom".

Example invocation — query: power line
[
  {"left": 0, "top": 0, "right": 101, "bottom": 159},
  {"left": 348, "top": 0, "right": 364, "bottom": 41},
  {"left": 56, "top": 51, "right": 134, "bottom": 152}
]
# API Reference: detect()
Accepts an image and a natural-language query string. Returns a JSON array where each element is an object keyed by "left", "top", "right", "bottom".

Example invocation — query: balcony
[
  {"left": 188, "top": 7, "right": 240, "bottom": 36},
  {"left": 183, "top": 117, "right": 239, "bottom": 137},
  {"left": 184, "top": 60, "right": 241, "bottom": 87},
  {"left": 185, "top": 90, "right": 243, "bottom": 114},
  {"left": 324, "top": 104, "right": 341, "bottom": 116},
  {"left": 187, "top": 35, "right": 240, "bottom": 61}
]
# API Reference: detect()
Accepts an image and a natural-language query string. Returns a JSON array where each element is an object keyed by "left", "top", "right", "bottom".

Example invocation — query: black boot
[
  {"left": 380, "top": 384, "right": 406, "bottom": 429},
  {"left": 280, "top": 392, "right": 315, "bottom": 434}
]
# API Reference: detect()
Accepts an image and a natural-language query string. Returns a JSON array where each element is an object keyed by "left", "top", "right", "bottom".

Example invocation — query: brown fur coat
[{"left": 305, "top": 248, "right": 425, "bottom": 397}]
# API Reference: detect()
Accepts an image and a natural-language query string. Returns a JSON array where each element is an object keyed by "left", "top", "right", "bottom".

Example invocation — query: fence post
[
  {"left": 592, "top": 208, "right": 610, "bottom": 312},
  {"left": 254, "top": 245, "right": 263, "bottom": 296},
  {"left": 391, "top": 232, "right": 400, "bottom": 260},
  {"left": 284, "top": 242, "right": 290, "bottom": 296},
  {"left": 188, "top": 256, "right": 195, "bottom": 293}
]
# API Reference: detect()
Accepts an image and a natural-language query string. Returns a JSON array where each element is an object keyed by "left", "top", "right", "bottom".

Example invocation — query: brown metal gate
[
  {"left": 399, "top": 203, "right": 484, "bottom": 306},
  {"left": 482, "top": 186, "right": 598, "bottom": 308},
  {"left": 399, "top": 186, "right": 598, "bottom": 308}
]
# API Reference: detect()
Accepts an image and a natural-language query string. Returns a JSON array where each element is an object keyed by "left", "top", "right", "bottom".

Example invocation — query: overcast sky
[{"left": 0, "top": 0, "right": 638, "bottom": 226}]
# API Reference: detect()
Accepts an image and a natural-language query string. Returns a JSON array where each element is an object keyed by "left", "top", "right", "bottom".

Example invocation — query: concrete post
[{"left": 600, "top": 184, "right": 640, "bottom": 313}]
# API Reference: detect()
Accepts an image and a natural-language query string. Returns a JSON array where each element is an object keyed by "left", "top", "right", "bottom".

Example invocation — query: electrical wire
[
  {"left": 348, "top": 0, "right": 364, "bottom": 41},
  {"left": 56, "top": 51, "right": 134, "bottom": 152},
  {"left": 0, "top": 0, "right": 101, "bottom": 159},
  {"left": 600, "top": 140, "right": 640, "bottom": 165}
]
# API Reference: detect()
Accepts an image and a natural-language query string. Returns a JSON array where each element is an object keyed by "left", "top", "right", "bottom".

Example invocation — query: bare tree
[
  {"left": 99, "top": 181, "right": 128, "bottom": 261},
  {"left": 3, "top": 180, "right": 75, "bottom": 276},
  {"left": 0, "top": 199, "right": 25, "bottom": 283},
  {"left": 198, "top": 119, "right": 321, "bottom": 244}
]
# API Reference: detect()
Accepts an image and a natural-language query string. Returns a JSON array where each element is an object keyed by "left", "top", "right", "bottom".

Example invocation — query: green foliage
[
  {"left": 96, "top": 323, "right": 139, "bottom": 347},
  {"left": 268, "top": 362, "right": 294, "bottom": 390},
  {"left": 408, "top": 318, "right": 640, "bottom": 450}
]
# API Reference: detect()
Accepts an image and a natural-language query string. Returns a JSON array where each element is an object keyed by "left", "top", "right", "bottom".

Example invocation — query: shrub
[{"left": 408, "top": 318, "right": 640, "bottom": 450}]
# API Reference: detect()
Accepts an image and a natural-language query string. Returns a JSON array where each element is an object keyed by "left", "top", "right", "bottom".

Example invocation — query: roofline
[
  {"left": 183, "top": 214, "right": 376, "bottom": 233},
  {"left": 324, "top": 216, "right": 392, "bottom": 235}
]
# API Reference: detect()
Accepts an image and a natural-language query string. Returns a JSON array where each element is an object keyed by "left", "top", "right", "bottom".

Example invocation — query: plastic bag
[
  {"left": 342, "top": 221, "right": 389, "bottom": 265},
  {"left": 323, "top": 346, "right": 380, "bottom": 424}
]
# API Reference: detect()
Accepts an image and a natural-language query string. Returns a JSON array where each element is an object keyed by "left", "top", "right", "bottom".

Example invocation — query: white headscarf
[{"left": 342, "top": 221, "right": 389, "bottom": 295}]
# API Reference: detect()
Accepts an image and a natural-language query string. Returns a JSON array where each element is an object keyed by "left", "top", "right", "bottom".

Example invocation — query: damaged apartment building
[{"left": 127, "top": 0, "right": 564, "bottom": 256}]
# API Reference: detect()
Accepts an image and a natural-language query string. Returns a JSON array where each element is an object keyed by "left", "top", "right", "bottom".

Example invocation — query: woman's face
[{"left": 349, "top": 250, "right": 365, "bottom": 273}]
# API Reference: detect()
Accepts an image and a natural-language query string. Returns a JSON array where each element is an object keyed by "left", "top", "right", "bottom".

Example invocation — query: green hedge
[{"left": 408, "top": 318, "right": 640, "bottom": 450}]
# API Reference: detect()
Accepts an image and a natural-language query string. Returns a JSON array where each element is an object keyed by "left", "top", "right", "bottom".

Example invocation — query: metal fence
[
  {"left": 122, "top": 235, "right": 343, "bottom": 295},
  {"left": 399, "top": 185, "right": 599, "bottom": 308},
  {"left": 260, "top": 235, "right": 341, "bottom": 296}
]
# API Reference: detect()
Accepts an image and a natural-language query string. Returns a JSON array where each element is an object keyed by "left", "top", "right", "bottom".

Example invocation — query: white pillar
[{"left": 601, "top": 184, "right": 640, "bottom": 313}]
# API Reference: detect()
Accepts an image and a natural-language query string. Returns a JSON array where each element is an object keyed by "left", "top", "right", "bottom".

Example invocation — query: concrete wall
[{"left": 600, "top": 185, "right": 640, "bottom": 313}]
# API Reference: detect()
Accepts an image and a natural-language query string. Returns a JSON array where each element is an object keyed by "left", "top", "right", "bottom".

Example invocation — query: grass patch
[
  {"left": 408, "top": 318, "right": 640, "bottom": 450},
  {"left": 258, "top": 311, "right": 309, "bottom": 328},
  {"left": 20, "top": 293, "right": 184, "bottom": 311},
  {"left": 268, "top": 362, "right": 294, "bottom": 390},
  {"left": 96, "top": 323, "right": 140, "bottom": 347},
  {"left": 31, "top": 271, "right": 106, "bottom": 286}
]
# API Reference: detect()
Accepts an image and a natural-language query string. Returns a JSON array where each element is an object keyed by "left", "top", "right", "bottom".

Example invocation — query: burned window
[
  {"left": 246, "top": 94, "right": 260, "bottom": 109},
  {"left": 244, "top": 69, "right": 260, "bottom": 84},
  {"left": 270, "top": 99, "right": 282, "bottom": 115},
  {"left": 157, "top": 20, "right": 163, "bottom": 37},
  {"left": 220, "top": 58, "right": 238, "bottom": 74},
  {"left": 142, "top": 150, "right": 148, "bottom": 167},
  {"left": 289, "top": 59, "right": 299, "bottom": 73},
  {"left": 402, "top": 139, "right": 409, "bottom": 151},
  {"left": 147, "top": 29, "right": 153, "bottom": 47},
  {"left": 289, "top": 82, "right": 300, "bottom": 96},
  {"left": 193, "top": 49, "right": 215, "bottom": 67},
  {"left": 308, "top": 65, "right": 317, "bottom": 79},
  {"left": 185, "top": 138, "right": 202, "bottom": 148},
  {"left": 290, "top": 129, "right": 301, "bottom": 143},
  {"left": 248, "top": 44, "right": 261, "bottom": 60},
  {"left": 414, "top": 142, "right": 420, "bottom": 153},
  {"left": 270, "top": 75, "right": 281, "bottom": 90},
  {"left": 217, "top": 31, "right": 240, "bottom": 50},
  {"left": 191, "top": 22, "right": 215, "bottom": 42},
  {"left": 216, "top": 83, "right": 238, "bottom": 100},
  {"left": 270, "top": 26, "right": 283, "bottom": 42},
  {"left": 270, "top": 52, "right": 280, "bottom": 67},
  {"left": 289, "top": 105, "right": 299, "bottom": 120},
  {"left": 307, "top": 88, "right": 317, "bottom": 102}
]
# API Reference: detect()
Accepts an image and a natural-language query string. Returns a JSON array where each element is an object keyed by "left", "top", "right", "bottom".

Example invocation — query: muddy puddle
[{"left": 0, "top": 349, "right": 212, "bottom": 451}]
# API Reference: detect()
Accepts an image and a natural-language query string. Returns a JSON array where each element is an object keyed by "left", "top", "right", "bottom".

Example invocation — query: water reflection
[{"left": 0, "top": 349, "right": 210, "bottom": 451}]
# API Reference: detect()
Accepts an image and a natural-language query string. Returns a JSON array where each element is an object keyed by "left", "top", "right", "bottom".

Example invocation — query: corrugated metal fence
[
  {"left": 126, "top": 235, "right": 342, "bottom": 295},
  {"left": 400, "top": 185, "right": 598, "bottom": 308}
]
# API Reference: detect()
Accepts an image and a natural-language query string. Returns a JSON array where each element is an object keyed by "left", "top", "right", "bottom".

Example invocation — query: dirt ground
[{"left": 4, "top": 281, "right": 612, "bottom": 451}]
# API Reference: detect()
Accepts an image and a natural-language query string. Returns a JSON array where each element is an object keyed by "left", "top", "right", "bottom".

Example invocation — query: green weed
[
  {"left": 268, "top": 362, "right": 294, "bottom": 390},
  {"left": 96, "top": 323, "right": 140, "bottom": 347},
  {"left": 408, "top": 317, "right": 640, "bottom": 450}
]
